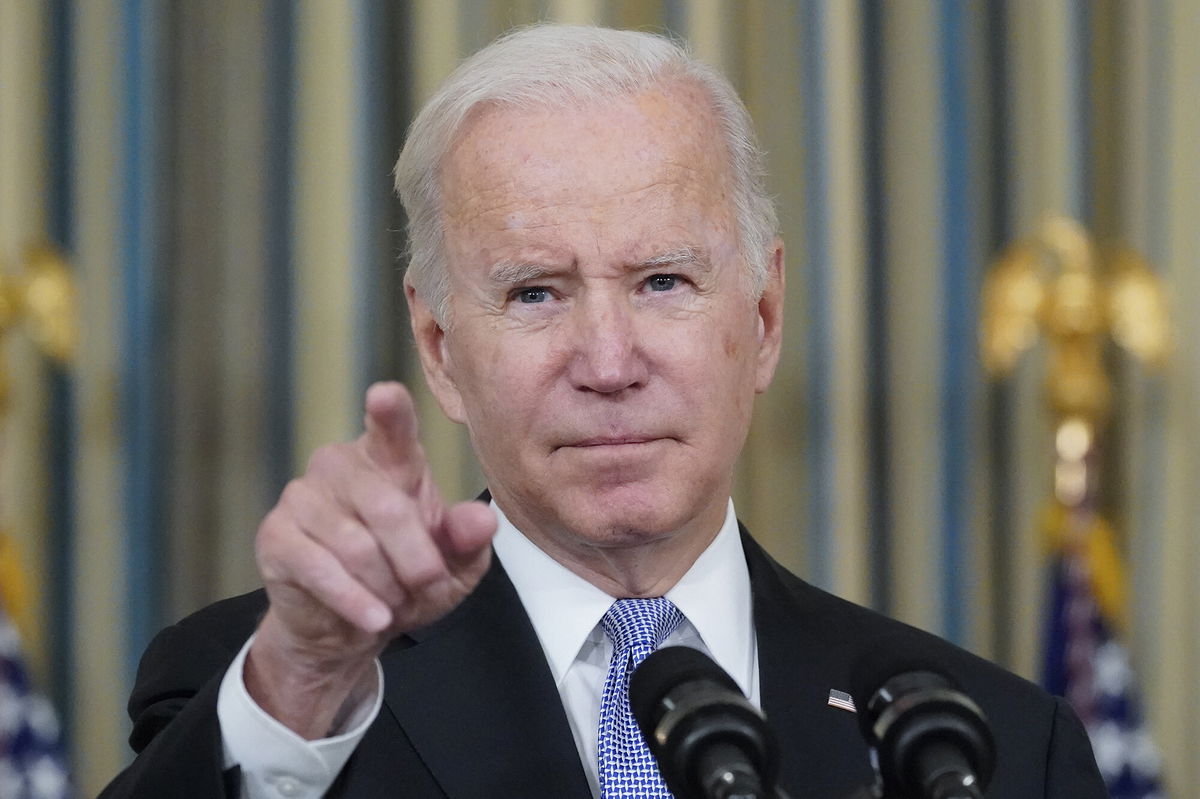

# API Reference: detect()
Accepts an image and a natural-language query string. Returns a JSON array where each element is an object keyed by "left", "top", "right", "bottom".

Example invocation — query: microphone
[
  {"left": 629, "top": 646, "right": 780, "bottom": 799},
  {"left": 849, "top": 645, "right": 995, "bottom": 799}
]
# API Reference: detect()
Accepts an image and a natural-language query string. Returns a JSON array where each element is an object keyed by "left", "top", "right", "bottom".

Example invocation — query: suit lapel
[
  {"left": 742, "top": 531, "right": 877, "bottom": 799},
  {"left": 372, "top": 523, "right": 873, "bottom": 798},
  {"left": 379, "top": 555, "right": 593, "bottom": 799}
]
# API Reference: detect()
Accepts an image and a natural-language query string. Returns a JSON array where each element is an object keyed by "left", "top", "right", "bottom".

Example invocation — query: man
[{"left": 101, "top": 24, "right": 1106, "bottom": 799}]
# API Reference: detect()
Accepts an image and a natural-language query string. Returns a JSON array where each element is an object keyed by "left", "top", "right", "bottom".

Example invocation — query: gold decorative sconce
[{"left": 0, "top": 243, "right": 77, "bottom": 411}]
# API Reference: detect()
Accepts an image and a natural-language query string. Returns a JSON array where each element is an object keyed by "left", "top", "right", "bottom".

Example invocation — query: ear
[
  {"left": 406, "top": 282, "right": 467, "bottom": 423},
  {"left": 754, "top": 239, "right": 785, "bottom": 393}
]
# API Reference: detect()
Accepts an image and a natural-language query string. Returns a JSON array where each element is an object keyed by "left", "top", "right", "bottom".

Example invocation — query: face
[{"left": 410, "top": 81, "right": 784, "bottom": 577}]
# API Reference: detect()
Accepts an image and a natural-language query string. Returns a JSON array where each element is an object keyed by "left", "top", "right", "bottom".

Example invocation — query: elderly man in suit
[{"left": 101, "top": 24, "right": 1106, "bottom": 799}]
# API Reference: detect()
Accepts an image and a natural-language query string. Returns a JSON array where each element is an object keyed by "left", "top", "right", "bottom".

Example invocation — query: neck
[
  {"left": 498, "top": 501, "right": 727, "bottom": 598},
  {"left": 557, "top": 531, "right": 718, "bottom": 598}
]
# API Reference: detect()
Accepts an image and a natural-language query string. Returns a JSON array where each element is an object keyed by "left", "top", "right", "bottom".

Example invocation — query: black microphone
[
  {"left": 849, "top": 645, "right": 995, "bottom": 799},
  {"left": 630, "top": 646, "right": 780, "bottom": 799}
]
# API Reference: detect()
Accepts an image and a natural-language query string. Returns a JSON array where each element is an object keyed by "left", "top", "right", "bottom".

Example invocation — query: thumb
[{"left": 437, "top": 500, "right": 498, "bottom": 567}]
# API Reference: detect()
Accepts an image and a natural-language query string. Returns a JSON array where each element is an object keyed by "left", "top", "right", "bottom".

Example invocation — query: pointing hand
[{"left": 247, "top": 381, "right": 496, "bottom": 738}]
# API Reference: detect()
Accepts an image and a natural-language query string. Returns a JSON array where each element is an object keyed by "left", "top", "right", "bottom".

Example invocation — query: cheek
[
  {"left": 715, "top": 326, "right": 761, "bottom": 414},
  {"left": 715, "top": 308, "right": 760, "bottom": 367},
  {"left": 723, "top": 332, "right": 738, "bottom": 359},
  {"left": 452, "top": 337, "right": 552, "bottom": 428},
  {"left": 457, "top": 371, "right": 528, "bottom": 467},
  {"left": 446, "top": 337, "right": 501, "bottom": 416}
]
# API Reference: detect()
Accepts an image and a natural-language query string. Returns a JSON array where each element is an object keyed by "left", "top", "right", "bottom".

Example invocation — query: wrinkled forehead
[
  {"left": 439, "top": 81, "right": 736, "bottom": 220},
  {"left": 444, "top": 71, "right": 724, "bottom": 150}
]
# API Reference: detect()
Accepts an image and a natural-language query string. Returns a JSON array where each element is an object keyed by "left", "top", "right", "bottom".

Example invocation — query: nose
[{"left": 566, "top": 294, "right": 648, "bottom": 394}]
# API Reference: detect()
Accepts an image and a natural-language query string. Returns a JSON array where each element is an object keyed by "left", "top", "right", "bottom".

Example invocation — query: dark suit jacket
[{"left": 100, "top": 528, "right": 1106, "bottom": 798}]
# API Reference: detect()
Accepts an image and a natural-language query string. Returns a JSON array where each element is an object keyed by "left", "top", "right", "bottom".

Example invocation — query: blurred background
[{"left": 1, "top": 0, "right": 1197, "bottom": 796}]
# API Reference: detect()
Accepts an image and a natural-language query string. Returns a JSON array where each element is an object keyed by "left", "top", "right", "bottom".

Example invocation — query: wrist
[{"left": 246, "top": 611, "right": 382, "bottom": 739}]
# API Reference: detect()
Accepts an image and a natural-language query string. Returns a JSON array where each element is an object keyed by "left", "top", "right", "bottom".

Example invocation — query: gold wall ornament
[
  {"left": 0, "top": 244, "right": 77, "bottom": 646},
  {"left": 981, "top": 216, "right": 1172, "bottom": 569},
  {"left": 980, "top": 216, "right": 1171, "bottom": 429},
  {"left": 1106, "top": 248, "right": 1171, "bottom": 369},
  {"left": 0, "top": 243, "right": 78, "bottom": 413}
]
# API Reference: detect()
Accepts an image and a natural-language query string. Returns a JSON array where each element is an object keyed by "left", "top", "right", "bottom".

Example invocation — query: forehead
[{"left": 439, "top": 81, "right": 735, "bottom": 235}]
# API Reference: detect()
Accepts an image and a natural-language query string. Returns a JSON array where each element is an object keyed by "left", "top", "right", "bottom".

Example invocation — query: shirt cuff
[{"left": 216, "top": 633, "right": 384, "bottom": 799}]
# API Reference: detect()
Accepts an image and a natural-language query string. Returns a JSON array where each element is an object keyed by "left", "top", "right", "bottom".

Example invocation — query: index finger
[{"left": 362, "top": 381, "right": 423, "bottom": 475}]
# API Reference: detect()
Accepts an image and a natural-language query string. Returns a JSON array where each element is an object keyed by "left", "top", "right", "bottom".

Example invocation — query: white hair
[{"left": 394, "top": 23, "right": 778, "bottom": 324}]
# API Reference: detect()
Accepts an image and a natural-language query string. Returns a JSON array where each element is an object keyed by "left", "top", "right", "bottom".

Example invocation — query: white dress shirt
[{"left": 217, "top": 499, "right": 758, "bottom": 799}]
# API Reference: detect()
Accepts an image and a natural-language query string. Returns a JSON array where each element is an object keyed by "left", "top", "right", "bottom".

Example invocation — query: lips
[
  {"left": 551, "top": 433, "right": 675, "bottom": 452},
  {"left": 571, "top": 435, "right": 659, "bottom": 447}
]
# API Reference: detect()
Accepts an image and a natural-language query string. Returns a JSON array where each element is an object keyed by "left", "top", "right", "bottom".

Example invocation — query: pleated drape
[{"left": 2, "top": 1, "right": 1196, "bottom": 794}]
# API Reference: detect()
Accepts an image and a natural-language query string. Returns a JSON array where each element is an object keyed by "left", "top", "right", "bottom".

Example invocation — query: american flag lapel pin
[{"left": 827, "top": 689, "right": 857, "bottom": 713}]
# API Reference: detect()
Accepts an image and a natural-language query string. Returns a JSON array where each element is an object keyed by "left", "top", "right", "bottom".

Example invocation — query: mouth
[
  {"left": 572, "top": 436, "right": 657, "bottom": 447},
  {"left": 555, "top": 435, "right": 668, "bottom": 451}
]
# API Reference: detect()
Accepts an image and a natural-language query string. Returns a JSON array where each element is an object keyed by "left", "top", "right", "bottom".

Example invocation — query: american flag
[
  {"left": 1043, "top": 522, "right": 1166, "bottom": 799},
  {"left": 827, "top": 689, "right": 857, "bottom": 713},
  {"left": 0, "top": 609, "right": 72, "bottom": 799}
]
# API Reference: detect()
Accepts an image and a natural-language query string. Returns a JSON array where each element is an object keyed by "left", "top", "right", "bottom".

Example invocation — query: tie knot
[{"left": 602, "top": 597, "right": 683, "bottom": 654}]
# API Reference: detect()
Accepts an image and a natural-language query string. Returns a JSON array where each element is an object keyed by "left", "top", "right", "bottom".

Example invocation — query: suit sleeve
[
  {"left": 1043, "top": 697, "right": 1109, "bottom": 798},
  {"left": 97, "top": 616, "right": 244, "bottom": 799}
]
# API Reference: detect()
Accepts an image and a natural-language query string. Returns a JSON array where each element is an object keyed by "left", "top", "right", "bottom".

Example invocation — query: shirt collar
[
  {"left": 491, "top": 500, "right": 753, "bottom": 694},
  {"left": 663, "top": 501, "right": 755, "bottom": 697}
]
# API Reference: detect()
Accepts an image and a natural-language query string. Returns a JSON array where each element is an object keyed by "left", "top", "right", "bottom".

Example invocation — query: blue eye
[
  {"left": 515, "top": 287, "right": 550, "bottom": 303},
  {"left": 647, "top": 274, "right": 678, "bottom": 292}
]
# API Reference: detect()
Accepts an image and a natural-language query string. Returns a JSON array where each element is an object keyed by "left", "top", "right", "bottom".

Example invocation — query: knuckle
[
  {"left": 278, "top": 478, "right": 309, "bottom": 508},
  {"left": 394, "top": 535, "right": 447, "bottom": 588},
  {"left": 305, "top": 443, "right": 351, "bottom": 477},
  {"left": 256, "top": 552, "right": 286, "bottom": 583},
  {"left": 299, "top": 561, "right": 343, "bottom": 602},
  {"left": 333, "top": 516, "right": 364, "bottom": 542},
  {"left": 335, "top": 525, "right": 380, "bottom": 570},
  {"left": 256, "top": 531, "right": 301, "bottom": 585},
  {"left": 405, "top": 556, "right": 446, "bottom": 588},
  {"left": 256, "top": 508, "right": 290, "bottom": 553},
  {"left": 295, "top": 551, "right": 348, "bottom": 597},
  {"left": 361, "top": 491, "right": 417, "bottom": 529}
]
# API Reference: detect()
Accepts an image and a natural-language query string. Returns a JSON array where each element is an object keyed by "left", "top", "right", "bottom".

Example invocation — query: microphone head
[
  {"left": 848, "top": 641, "right": 962, "bottom": 739},
  {"left": 849, "top": 637, "right": 996, "bottom": 797},
  {"left": 630, "top": 645, "right": 741, "bottom": 737},
  {"left": 630, "top": 646, "right": 778, "bottom": 797}
]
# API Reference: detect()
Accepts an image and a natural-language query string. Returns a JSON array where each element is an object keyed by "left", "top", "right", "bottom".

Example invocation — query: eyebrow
[
  {"left": 488, "top": 260, "right": 555, "bottom": 286},
  {"left": 637, "top": 246, "right": 711, "bottom": 273},
  {"left": 486, "top": 246, "right": 712, "bottom": 286}
]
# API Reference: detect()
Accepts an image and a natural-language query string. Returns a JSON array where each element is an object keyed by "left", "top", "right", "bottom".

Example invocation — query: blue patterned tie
[{"left": 597, "top": 597, "right": 684, "bottom": 798}]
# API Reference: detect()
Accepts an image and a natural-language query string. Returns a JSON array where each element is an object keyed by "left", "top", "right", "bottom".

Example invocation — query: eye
[
  {"left": 513, "top": 286, "right": 551, "bottom": 304},
  {"left": 646, "top": 274, "right": 679, "bottom": 292}
]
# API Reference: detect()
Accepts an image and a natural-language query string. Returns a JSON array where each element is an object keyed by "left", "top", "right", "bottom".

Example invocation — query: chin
[{"left": 557, "top": 486, "right": 695, "bottom": 545}]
